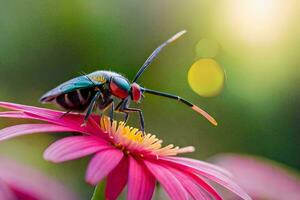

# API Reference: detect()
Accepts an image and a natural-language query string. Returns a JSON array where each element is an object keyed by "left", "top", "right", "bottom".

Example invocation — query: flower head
[
  {"left": 0, "top": 102, "right": 251, "bottom": 200},
  {"left": 0, "top": 156, "right": 77, "bottom": 200},
  {"left": 212, "top": 154, "right": 300, "bottom": 200},
  {"left": 99, "top": 116, "right": 195, "bottom": 158}
]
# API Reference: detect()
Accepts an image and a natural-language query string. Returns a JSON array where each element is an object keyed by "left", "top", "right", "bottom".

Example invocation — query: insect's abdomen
[{"left": 55, "top": 88, "right": 95, "bottom": 111}]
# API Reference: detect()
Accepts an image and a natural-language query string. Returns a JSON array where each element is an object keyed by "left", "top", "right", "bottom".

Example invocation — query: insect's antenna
[
  {"left": 79, "top": 71, "right": 96, "bottom": 87},
  {"left": 141, "top": 87, "right": 218, "bottom": 126},
  {"left": 132, "top": 30, "right": 187, "bottom": 83}
]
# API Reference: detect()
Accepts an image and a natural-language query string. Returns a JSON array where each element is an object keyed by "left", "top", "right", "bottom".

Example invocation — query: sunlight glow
[
  {"left": 195, "top": 38, "right": 220, "bottom": 59},
  {"left": 223, "top": 0, "right": 293, "bottom": 45}
]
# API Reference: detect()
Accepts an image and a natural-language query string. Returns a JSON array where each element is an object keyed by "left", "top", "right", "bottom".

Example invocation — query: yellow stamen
[{"left": 99, "top": 116, "right": 195, "bottom": 157}]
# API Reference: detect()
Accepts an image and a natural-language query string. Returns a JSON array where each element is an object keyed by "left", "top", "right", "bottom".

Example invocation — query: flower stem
[{"left": 91, "top": 181, "right": 105, "bottom": 200}]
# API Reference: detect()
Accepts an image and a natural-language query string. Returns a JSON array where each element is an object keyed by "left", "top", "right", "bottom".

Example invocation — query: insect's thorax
[
  {"left": 109, "top": 76, "right": 131, "bottom": 99},
  {"left": 88, "top": 71, "right": 119, "bottom": 83}
]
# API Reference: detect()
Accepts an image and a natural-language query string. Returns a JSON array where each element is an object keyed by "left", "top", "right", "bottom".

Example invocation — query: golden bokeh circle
[{"left": 188, "top": 58, "right": 225, "bottom": 97}]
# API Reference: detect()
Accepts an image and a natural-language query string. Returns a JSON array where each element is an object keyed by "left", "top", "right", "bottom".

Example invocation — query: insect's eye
[
  {"left": 131, "top": 83, "right": 142, "bottom": 102},
  {"left": 109, "top": 77, "right": 131, "bottom": 99}
]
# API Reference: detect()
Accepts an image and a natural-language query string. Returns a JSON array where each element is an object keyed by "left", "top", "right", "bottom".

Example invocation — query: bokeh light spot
[
  {"left": 195, "top": 38, "right": 220, "bottom": 58},
  {"left": 188, "top": 58, "right": 225, "bottom": 97},
  {"left": 218, "top": 0, "right": 294, "bottom": 45}
]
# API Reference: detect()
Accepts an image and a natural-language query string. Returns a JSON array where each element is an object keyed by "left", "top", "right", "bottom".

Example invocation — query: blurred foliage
[{"left": 0, "top": 0, "right": 299, "bottom": 198}]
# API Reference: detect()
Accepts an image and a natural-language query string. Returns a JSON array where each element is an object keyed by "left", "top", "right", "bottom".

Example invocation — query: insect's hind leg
[
  {"left": 82, "top": 90, "right": 102, "bottom": 126},
  {"left": 59, "top": 110, "right": 72, "bottom": 119}
]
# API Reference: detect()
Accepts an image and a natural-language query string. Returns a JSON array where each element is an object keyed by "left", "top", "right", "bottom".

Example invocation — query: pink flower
[
  {"left": 211, "top": 154, "right": 300, "bottom": 200},
  {"left": 0, "top": 102, "right": 251, "bottom": 200},
  {"left": 0, "top": 156, "right": 77, "bottom": 200}
]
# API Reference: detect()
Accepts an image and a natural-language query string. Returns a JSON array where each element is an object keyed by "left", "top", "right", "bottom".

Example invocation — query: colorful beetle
[{"left": 40, "top": 30, "right": 217, "bottom": 132}]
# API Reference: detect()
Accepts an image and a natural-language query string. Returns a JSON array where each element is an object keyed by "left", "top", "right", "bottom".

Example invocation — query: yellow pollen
[{"left": 99, "top": 116, "right": 195, "bottom": 157}]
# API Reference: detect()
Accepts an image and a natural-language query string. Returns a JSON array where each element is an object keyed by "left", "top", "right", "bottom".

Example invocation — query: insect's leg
[
  {"left": 98, "top": 98, "right": 115, "bottom": 125},
  {"left": 59, "top": 110, "right": 72, "bottom": 119},
  {"left": 109, "top": 101, "right": 115, "bottom": 125},
  {"left": 82, "top": 90, "right": 102, "bottom": 126},
  {"left": 98, "top": 98, "right": 113, "bottom": 113},
  {"left": 123, "top": 99, "right": 131, "bottom": 123},
  {"left": 115, "top": 98, "right": 131, "bottom": 123},
  {"left": 124, "top": 112, "right": 129, "bottom": 123},
  {"left": 119, "top": 103, "right": 145, "bottom": 133},
  {"left": 124, "top": 108, "right": 145, "bottom": 133},
  {"left": 115, "top": 100, "right": 124, "bottom": 111}
]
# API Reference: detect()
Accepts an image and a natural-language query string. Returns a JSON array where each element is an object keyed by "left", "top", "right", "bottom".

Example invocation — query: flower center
[{"left": 99, "top": 116, "right": 195, "bottom": 158}]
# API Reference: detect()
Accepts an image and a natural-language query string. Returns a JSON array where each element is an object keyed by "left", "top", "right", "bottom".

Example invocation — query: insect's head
[{"left": 130, "top": 83, "right": 142, "bottom": 102}]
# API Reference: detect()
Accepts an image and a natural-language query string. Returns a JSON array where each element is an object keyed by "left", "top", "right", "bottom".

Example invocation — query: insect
[{"left": 40, "top": 30, "right": 217, "bottom": 132}]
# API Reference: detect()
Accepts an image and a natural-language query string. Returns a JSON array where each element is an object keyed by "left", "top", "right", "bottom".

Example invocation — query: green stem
[{"left": 91, "top": 181, "right": 106, "bottom": 200}]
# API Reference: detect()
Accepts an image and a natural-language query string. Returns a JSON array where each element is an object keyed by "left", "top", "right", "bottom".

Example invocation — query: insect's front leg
[
  {"left": 123, "top": 108, "right": 145, "bottom": 134},
  {"left": 117, "top": 99, "right": 145, "bottom": 133}
]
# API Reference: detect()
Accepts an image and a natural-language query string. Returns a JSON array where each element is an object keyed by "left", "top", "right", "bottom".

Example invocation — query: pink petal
[
  {"left": 0, "top": 180, "right": 16, "bottom": 200},
  {"left": 168, "top": 157, "right": 232, "bottom": 178},
  {"left": 44, "top": 136, "right": 111, "bottom": 163},
  {"left": 144, "top": 161, "right": 188, "bottom": 200},
  {"left": 105, "top": 158, "right": 129, "bottom": 200},
  {"left": 0, "top": 111, "right": 34, "bottom": 119},
  {"left": 167, "top": 167, "right": 212, "bottom": 200},
  {"left": 0, "top": 101, "right": 103, "bottom": 136},
  {"left": 86, "top": 148, "right": 124, "bottom": 185},
  {"left": 0, "top": 157, "right": 78, "bottom": 200},
  {"left": 0, "top": 124, "right": 74, "bottom": 141},
  {"left": 127, "top": 157, "right": 156, "bottom": 200},
  {"left": 0, "top": 111, "right": 53, "bottom": 125},
  {"left": 183, "top": 168, "right": 223, "bottom": 200},
  {"left": 212, "top": 154, "right": 300, "bottom": 200},
  {"left": 7, "top": 186, "right": 39, "bottom": 200},
  {"left": 161, "top": 157, "right": 251, "bottom": 200},
  {"left": 0, "top": 102, "right": 92, "bottom": 120}
]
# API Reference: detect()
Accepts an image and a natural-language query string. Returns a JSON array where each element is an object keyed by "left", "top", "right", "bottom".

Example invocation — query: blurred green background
[{"left": 0, "top": 0, "right": 299, "bottom": 198}]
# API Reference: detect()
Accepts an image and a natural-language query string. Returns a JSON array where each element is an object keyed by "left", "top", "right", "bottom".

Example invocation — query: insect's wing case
[{"left": 40, "top": 76, "right": 98, "bottom": 102}]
